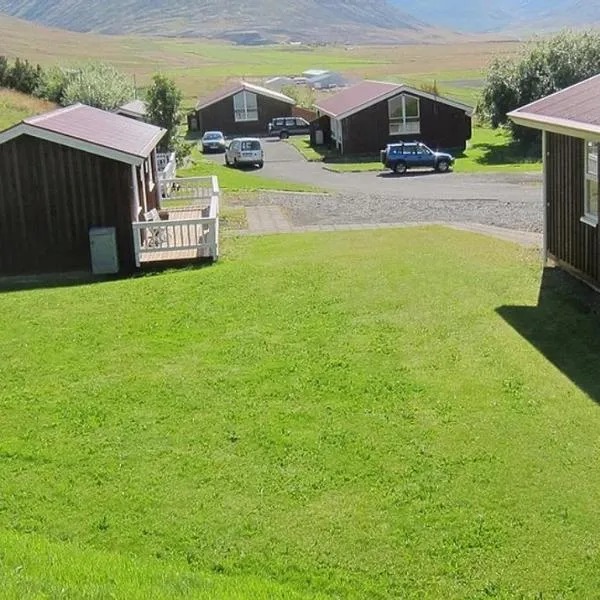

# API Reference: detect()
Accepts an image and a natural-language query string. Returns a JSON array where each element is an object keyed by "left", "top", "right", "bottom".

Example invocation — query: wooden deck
[{"left": 137, "top": 207, "right": 212, "bottom": 264}]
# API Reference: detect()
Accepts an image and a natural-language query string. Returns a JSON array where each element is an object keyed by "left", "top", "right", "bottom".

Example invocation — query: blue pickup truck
[{"left": 380, "top": 142, "right": 454, "bottom": 174}]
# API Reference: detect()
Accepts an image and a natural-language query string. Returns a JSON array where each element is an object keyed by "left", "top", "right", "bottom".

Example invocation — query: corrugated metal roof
[
  {"left": 25, "top": 103, "right": 165, "bottom": 158},
  {"left": 195, "top": 81, "right": 295, "bottom": 110},
  {"left": 509, "top": 73, "right": 600, "bottom": 131}
]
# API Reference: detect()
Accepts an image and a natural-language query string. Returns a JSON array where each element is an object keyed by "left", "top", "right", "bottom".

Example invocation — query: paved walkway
[{"left": 231, "top": 206, "right": 542, "bottom": 248}]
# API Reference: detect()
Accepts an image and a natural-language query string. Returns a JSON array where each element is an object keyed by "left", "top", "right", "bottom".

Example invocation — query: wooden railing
[
  {"left": 157, "top": 152, "right": 176, "bottom": 185},
  {"left": 133, "top": 176, "right": 220, "bottom": 266},
  {"left": 159, "top": 176, "right": 219, "bottom": 206}
]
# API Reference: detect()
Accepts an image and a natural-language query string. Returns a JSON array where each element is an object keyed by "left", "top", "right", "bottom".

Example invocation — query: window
[
  {"left": 584, "top": 141, "right": 599, "bottom": 225},
  {"left": 388, "top": 94, "right": 420, "bottom": 135},
  {"left": 233, "top": 91, "right": 258, "bottom": 122},
  {"left": 285, "top": 118, "right": 296, "bottom": 127}
]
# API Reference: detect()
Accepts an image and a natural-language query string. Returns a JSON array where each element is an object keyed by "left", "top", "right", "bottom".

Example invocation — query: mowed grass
[
  {"left": 3, "top": 228, "right": 600, "bottom": 597},
  {"left": 179, "top": 147, "right": 320, "bottom": 192},
  {"left": 291, "top": 126, "right": 542, "bottom": 173},
  {"left": 0, "top": 88, "right": 56, "bottom": 130}
]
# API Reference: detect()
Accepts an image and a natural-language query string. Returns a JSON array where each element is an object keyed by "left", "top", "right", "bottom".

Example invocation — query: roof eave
[
  {"left": 0, "top": 123, "right": 149, "bottom": 166},
  {"left": 508, "top": 110, "right": 600, "bottom": 140},
  {"left": 315, "top": 83, "right": 474, "bottom": 122}
]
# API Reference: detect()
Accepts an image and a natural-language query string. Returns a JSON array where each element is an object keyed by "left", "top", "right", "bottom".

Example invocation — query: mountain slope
[
  {"left": 0, "top": 0, "right": 450, "bottom": 43},
  {"left": 391, "top": 0, "right": 599, "bottom": 32}
]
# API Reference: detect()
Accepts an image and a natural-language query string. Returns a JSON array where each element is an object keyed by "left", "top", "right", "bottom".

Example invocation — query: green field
[
  {"left": 0, "top": 15, "right": 522, "bottom": 106},
  {"left": 291, "top": 126, "right": 542, "bottom": 174},
  {"left": 3, "top": 228, "right": 600, "bottom": 598}
]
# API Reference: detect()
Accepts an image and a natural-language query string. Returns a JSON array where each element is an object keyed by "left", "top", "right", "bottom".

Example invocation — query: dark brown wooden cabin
[
  {"left": 0, "top": 104, "right": 165, "bottom": 276},
  {"left": 188, "top": 81, "right": 295, "bottom": 137},
  {"left": 509, "top": 74, "right": 600, "bottom": 288},
  {"left": 313, "top": 80, "right": 472, "bottom": 155}
]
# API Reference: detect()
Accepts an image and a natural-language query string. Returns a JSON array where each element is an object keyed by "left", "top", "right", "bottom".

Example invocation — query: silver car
[
  {"left": 201, "top": 131, "right": 226, "bottom": 153},
  {"left": 225, "top": 138, "right": 264, "bottom": 169}
]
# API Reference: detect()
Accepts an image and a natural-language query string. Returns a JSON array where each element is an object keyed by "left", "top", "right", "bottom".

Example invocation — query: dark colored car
[
  {"left": 201, "top": 131, "right": 227, "bottom": 153},
  {"left": 380, "top": 142, "right": 454, "bottom": 174},
  {"left": 267, "top": 117, "right": 311, "bottom": 139}
]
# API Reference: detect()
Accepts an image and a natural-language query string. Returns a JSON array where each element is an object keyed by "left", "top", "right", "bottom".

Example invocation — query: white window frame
[
  {"left": 388, "top": 94, "right": 420, "bottom": 136},
  {"left": 583, "top": 141, "right": 599, "bottom": 226},
  {"left": 233, "top": 91, "right": 258, "bottom": 122}
]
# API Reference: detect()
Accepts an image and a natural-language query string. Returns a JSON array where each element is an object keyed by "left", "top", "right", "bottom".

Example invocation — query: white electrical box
[{"left": 89, "top": 227, "right": 119, "bottom": 274}]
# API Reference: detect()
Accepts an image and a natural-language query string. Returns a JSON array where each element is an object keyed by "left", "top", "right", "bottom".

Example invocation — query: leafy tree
[
  {"left": 281, "top": 84, "right": 315, "bottom": 108},
  {"left": 145, "top": 74, "right": 183, "bottom": 152},
  {"left": 6, "top": 58, "right": 43, "bottom": 95},
  {"left": 61, "top": 62, "right": 134, "bottom": 110},
  {"left": 481, "top": 30, "right": 600, "bottom": 143},
  {"left": 0, "top": 56, "right": 8, "bottom": 87},
  {"left": 35, "top": 66, "right": 75, "bottom": 104}
]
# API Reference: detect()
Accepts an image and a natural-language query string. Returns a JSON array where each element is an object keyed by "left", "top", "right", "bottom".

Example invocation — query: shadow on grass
[
  {"left": 0, "top": 261, "right": 215, "bottom": 294},
  {"left": 497, "top": 267, "right": 600, "bottom": 403},
  {"left": 468, "top": 139, "right": 541, "bottom": 166}
]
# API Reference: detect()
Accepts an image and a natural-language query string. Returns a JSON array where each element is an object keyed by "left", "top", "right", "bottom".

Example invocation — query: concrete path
[
  {"left": 245, "top": 206, "right": 293, "bottom": 232},
  {"left": 232, "top": 206, "right": 542, "bottom": 248}
]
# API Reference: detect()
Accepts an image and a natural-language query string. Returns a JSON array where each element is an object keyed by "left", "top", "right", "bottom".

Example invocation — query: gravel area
[{"left": 226, "top": 188, "right": 543, "bottom": 233}]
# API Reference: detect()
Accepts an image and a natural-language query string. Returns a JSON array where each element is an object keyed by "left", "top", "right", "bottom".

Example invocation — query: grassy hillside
[
  {"left": 0, "top": 14, "right": 520, "bottom": 106},
  {"left": 0, "top": 88, "right": 55, "bottom": 130},
  {"left": 3, "top": 229, "right": 600, "bottom": 597}
]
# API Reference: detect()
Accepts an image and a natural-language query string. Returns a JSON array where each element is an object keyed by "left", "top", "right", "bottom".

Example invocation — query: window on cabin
[
  {"left": 584, "top": 141, "right": 599, "bottom": 224},
  {"left": 388, "top": 94, "right": 420, "bottom": 136},
  {"left": 233, "top": 91, "right": 258, "bottom": 122}
]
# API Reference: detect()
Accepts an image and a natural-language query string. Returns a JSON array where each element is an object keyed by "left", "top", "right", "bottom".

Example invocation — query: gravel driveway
[{"left": 207, "top": 138, "right": 544, "bottom": 232}]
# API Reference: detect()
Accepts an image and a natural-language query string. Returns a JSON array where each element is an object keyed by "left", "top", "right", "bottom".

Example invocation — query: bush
[{"left": 481, "top": 30, "right": 600, "bottom": 143}]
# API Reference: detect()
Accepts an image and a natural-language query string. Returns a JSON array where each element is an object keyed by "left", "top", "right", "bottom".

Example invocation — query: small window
[
  {"left": 285, "top": 118, "right": 296, "bottom": 127},
  {"left": 584, "top": 141, "right": 599, "bottom": 225}
]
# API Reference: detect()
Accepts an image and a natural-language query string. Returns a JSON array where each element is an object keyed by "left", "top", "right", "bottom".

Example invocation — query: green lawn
[
  {"left": 179, "top": 147, "right": 320, "bottom": 192},
  {"left": 291, "top": 126, "right": 542, "bottom": 174},
  {"left": 3, "top": 228, "right": 600, "bottom": 598}
]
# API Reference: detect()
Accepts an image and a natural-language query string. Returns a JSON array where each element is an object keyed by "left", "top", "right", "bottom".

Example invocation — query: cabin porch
[{"left": 132, "top": 176, "right": 220, "bottom": 267}]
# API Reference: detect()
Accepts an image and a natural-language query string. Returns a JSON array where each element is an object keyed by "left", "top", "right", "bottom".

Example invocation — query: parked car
[
  {"left": 201, "top": 131, "right": 226, "bottom": 153},
  {"left": 267, "top": 117, "right": 311, "bottom": 139},
  {"left": 225, "top": 138, "right": 264, "bottom": 168},
  {"left": 380, "top": 142, "right": 454, "bottom": 174}
]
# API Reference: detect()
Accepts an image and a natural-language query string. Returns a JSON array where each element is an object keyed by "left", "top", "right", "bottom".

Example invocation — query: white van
[{"left": 225, "top": 137, "right": 264, "bottom": 169}]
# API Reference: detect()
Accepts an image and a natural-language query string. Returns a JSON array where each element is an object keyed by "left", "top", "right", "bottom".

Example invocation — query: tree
[
  {"left": 35, "top": 66, "right": 75, "bottom": 104},
  {"left": 0, "top": 56, "right": 8, "bottom": 87},
  {"left": 281, "top": 84, "right": 315, "bottom": 109},
  {"left": 6, "top": 58, "right": 43, "bottom": 95},
  {"left": 145, "top": 74, "right": 183, "bottom": 152},
  {"left": 480, "top": 30, "right": 600, "bottom": 143},
  {"left": 61, "top": 62, "right": 134, "bottom": 110}
]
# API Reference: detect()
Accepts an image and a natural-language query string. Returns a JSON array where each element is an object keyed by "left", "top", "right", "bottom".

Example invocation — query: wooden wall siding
[
  {"left": 341, "top": 94, "right": 471, "bottom": 155},
  {"left": 195, "top": 94, "right": 293, "bottom": 136},
  {"left": 546, "top": 132, "right": 599, "bottom": 283},
  {"left": 0, "top": 135, "right": 136, "bottom": 275}
]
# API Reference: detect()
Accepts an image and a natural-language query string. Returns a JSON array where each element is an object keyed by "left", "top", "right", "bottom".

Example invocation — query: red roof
[
  {"left": 509, "top": 74, "right": 600, "bottom": 132},
  {"left": 195, "top": 81, "right": 295, "bottom": 111},
  {"left": 24, "top": 104, "right": 165, "bottom": 158},
  {"left": 315, "top": 80, "right": 473, "bottom": 119},
  {"left": 315, "top": 81, "right": 402, "bottom": 118}
]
